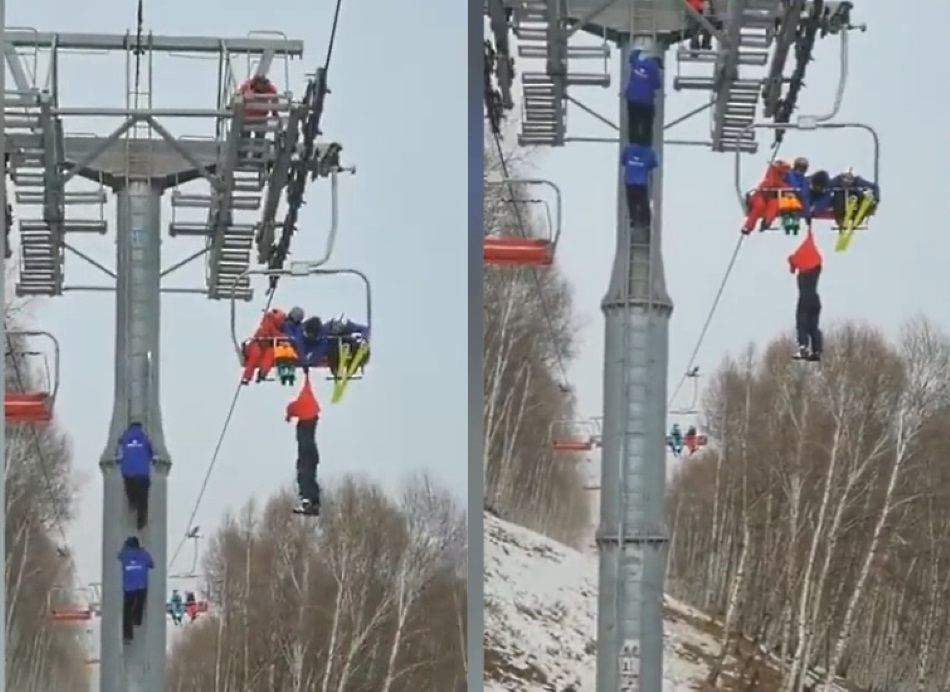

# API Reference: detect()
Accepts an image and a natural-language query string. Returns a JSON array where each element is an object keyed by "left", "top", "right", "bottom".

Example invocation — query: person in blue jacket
[
  {"left": 301, "top": 316, "right": 371, "bottom": 375},
  {"left": 621, "top": 143, "right": 658, "bottom": 228},
  {"left": 281, "top": 305, "right": 306, "bottom": 353},
  {"left": 625, "top": 49, "right": 662, "bottom": 147},
  {"left": 167, "top": 589, "right": 184, "bottom": 626},
  {"left": 118, "top": 421, "right": 153, "bottom": 530},
  {"left": 119, "top": 536, "right": 154, "bottom": 642},
  {"left": 828, "top": 169, "right": 879, "bottom": 228}
]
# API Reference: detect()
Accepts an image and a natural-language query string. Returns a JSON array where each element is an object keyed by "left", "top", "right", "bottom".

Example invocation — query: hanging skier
[
  {"left": 119, "top": 536, "right": 154, "bottom": 643},
  {"left": 787, "top": 225, "right": 823, "bottom": 362},
  {"left": 625, "top": 48, "right": 662, "bottom": 146},
  {"left": 118, "top": 421, "right": 153, "bottom": 530},
  {"left": 621, "top": 143, "right": 658, "bottom": 230},
  {"left": 285, "top": 373, "right": 322, "bottom": 516}
]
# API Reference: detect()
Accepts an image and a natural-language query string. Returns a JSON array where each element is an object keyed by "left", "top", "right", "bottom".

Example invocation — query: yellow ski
[
  {"left": 834, "top": 195, "right": 859, "bottom": 253},
  {"left": 330, "top": 340, "right": 369, "bottom": 404}
]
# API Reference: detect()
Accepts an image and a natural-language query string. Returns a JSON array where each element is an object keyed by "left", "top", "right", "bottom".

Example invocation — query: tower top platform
[
  {"left": 3, "top": 29, "right": 304, "bottom": 57},
  {"left": 562, "top": 0, "right": 692, "bottom": 37}
]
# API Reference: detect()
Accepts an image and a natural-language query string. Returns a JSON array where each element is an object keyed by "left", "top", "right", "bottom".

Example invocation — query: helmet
[
  {"left": 792, "top": 157, "right": 809, "bottom": 172},
  {"left": 288, "top": 306, "right": 305, "bottom": 323}
]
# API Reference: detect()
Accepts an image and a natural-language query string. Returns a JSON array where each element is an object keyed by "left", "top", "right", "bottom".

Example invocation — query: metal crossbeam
[{"left": 3, "top": 30, "right": 304, "bottom": 56}]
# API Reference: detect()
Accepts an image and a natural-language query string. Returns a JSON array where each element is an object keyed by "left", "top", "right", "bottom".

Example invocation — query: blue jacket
[
  {"left": 118, "top": 424, "right": 153, "bottom": 478},
  {"left": 281, "top": 319, "right": 305, "bottom": 355},
  {"left": 621, "top": 144, "right": 657, "bottom": 187},
  {"left": 625, "top": 51, "right": 662, "bottom": 105},
  {"left": 829, "top": 174, "right": 879, "bottom": 201},
  {"left": 118, "top": 545, "right": 154, "bottom": 592}
]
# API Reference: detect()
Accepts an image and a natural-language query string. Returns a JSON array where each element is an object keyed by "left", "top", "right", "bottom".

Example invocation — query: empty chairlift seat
[
  {"left": 550, "top": 418, "right": 602, "bottom": 453},
  {"left": 483, "top": 178, "right": 563, "bottom": 267},
  {"left": 4, "top": 330, "right": 60, "bottom": 424}
]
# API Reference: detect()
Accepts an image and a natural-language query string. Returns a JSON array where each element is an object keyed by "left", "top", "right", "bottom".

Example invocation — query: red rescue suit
[
  {"left": 742, "top": 161, "right": 791, "bottom": 233},
  {"left": 238, "top": 77, "right": 278, "bottom": 122},
  {"left": 241, "top": 309, "right": 287, "bottom": 384}
]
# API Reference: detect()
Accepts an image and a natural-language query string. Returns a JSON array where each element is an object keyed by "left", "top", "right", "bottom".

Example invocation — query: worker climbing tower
[
  {"left": 0, "top": 25, "right": 342, "bottom": 692},
  {"left": 484, "top": 0, "right": 861, "bottom": 690}
]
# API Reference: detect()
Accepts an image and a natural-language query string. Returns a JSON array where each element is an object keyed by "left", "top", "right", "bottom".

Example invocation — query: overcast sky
[{"left": 6, "top": 0, "right": 467, "bottom": 605}]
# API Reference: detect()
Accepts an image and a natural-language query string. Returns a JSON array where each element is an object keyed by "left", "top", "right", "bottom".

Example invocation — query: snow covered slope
[{"left": 484, "top": 513, "right": 850, "bottom": 692}]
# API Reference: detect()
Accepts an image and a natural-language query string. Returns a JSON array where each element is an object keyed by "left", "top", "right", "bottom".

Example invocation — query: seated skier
[
  {"left": 119, "top": 536, "right": 154, "bottom": 643},
  {"left": 286, "top": 374, "right": 322, "bottom": 516},
  {"left": 118, "top": 421, "right": 153, "bottom": 530},
  {"left": 281, "top": 305, "right": 306, "bottom": 352},
  {"left": 667, "top": 423, "right": 684, "bottom": 457},
  {"left": 168, "top": 589, "right": 184, "bottom": 626},
  {"left": 788, "top": 225, "right": 823, "bottom": 362},
  {"left": 684, "top": 425, "right": 700, "bottom": 454},
  {"left": 826, "top": 169, "right": 879, "bottom": 229},
  {"left": 301, "top": 316, "right": 371, "bottom": 375},
  {"left": 241, "top": 308, "right": 286, "bottom": 384},
  {"left": 184, "top": 591, "right": 199, "bottom": 622},
  {"left": 621, "top": 143, "right": 658, "bottom": 230},
  {"left": 742, "top": 159, "right": 791, "bottom": 234}
]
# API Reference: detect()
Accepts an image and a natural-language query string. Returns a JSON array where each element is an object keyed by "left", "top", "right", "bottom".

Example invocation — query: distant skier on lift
[
  {"left": 788, "top": 225, "right": 823, "bottom": 362},
  {"left": 668, "top": 423, "right": 684, "bottom": 457},
  {"left": 286, "top": 373, "right": 322, "bottom": 516},
  {"left": 625, "top": 48, "right": 662, "bottom": 146},
  {"left": 621, "top": 143, "right": 658, "bottom": 230},
  {"left": 118, "top": 421, "right": 153, "bottom": 530},
  {"left": 168, "top": 589, "right": 184, "bottom": 626},
  {"left": 684, "top": 425, "right": 701, "bottom": 454}
]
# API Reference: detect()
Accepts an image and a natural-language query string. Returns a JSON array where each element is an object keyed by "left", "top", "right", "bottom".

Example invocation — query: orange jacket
[
  {"left": 286, "top": 376, "right": 321, "bottom": 422},
  {"left": 788, "top": 229, "right": 822, "bottom": 273},
  {"left": 238, "top": 78, "right": 278, "bottom": 120}
]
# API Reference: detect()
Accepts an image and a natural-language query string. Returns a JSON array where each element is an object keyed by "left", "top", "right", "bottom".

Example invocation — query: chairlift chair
[
  {"left": 550, "top": 418, "right": 601, "bottom": 452},
  {"left": 47, "top": 586, "right": 95, "bottom": 623},
  {"left": 484, "top": 178, "right": 562, "bottom": 266},
  {"left": 4, "top": 330, "right": 60, "bottom": 423}
]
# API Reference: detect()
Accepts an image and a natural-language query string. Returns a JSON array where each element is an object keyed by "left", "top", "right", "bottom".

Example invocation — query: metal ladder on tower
[{"left": 673, "top": 0, "right": 779, "bottom": 153}]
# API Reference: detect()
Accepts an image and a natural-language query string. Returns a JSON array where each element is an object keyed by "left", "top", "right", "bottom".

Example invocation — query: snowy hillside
[{"left": 484, "top": 513, "right": 851, "bottom": 692}]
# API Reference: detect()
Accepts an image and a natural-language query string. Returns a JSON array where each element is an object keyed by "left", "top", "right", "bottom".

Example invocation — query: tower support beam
[{"left": 596, "top": 34, "right": 671, "bottom": 692}]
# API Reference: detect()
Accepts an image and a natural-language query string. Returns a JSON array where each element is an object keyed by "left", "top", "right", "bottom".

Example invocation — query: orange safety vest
[
  {"left": 286, "top": 376, "right": 321, "bottom": 422},
  {"left": 788, "top": 230, "right": 822, "bottom": 273}
]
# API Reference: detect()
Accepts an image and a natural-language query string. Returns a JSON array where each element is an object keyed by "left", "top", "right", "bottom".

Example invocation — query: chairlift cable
[{"left": 667, "top": 141, "right": 787, "bottom": 408}]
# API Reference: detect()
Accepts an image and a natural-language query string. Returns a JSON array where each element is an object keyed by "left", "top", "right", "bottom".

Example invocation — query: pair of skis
[
  {"left": 329, "top": 340, "right": 369, "bottom": 403},
  {"left": 834, "top": 193, "right": 875, "bottom": 253}
]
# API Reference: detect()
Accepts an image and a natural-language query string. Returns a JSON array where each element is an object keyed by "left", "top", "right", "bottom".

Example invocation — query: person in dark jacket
[
  {"left": 787, "top": 227, "right": 823, "bottom": 361},
  {"left": 621, "top": 143, "right": 658, "bottom": 228},
  {"left": 827, "top": 169, "right": 879, "bottom": 229},
  {"left": 286, "top": 374, "right": 321, "bottom": 516},
  {"left": 625, "top": 49, "right": 662, "bottom": 146},
  {"left": 118, "top": 422, "right": 153, "bottom": 530},
  {"left": 118, "top": 536, "right": 154, "bottom": 642}
]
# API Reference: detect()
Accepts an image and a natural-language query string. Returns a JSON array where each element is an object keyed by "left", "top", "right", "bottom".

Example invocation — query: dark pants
[
  {"left": 832, "top": 190, "right": 876, "bottom": 227},
  {"left": 123, "top": 476, "right": 150, "bottom": 530},
  {"left": 122, "top": 588, "right": 147, "bottom": 641},
  {"left": 625, "top": 184, "right": 651, "bottom": 229},
  {"left": 296, "top": 418, "right": 320, "bottom": 503},
  {"left": 626, "top": 101, "right": 655, "bottom": 147},
  {"left": 796, "top": 267, "right": 822, "bottom": 355}
]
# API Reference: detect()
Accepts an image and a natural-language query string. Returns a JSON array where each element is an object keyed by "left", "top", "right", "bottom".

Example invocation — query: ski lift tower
[
  {"left": 485, "top": 0, "right": 861, "bottom": 690},
  {"left": 1, "top": 27, "right": 310, "bottom": 692}
]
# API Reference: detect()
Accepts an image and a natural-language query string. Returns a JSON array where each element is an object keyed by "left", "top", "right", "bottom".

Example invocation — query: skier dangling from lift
[
  {"left": 788, "top": 225, "right": 823, "bottom": 362},
  {"left": 621, "top": 143, "right": 658, "bottom": 230},
  {"left": 286, "top": 373, "right": 322, "bottom": 516},
  {"left": 624, "top": 48, "right": 662, "bottom": 146}
]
